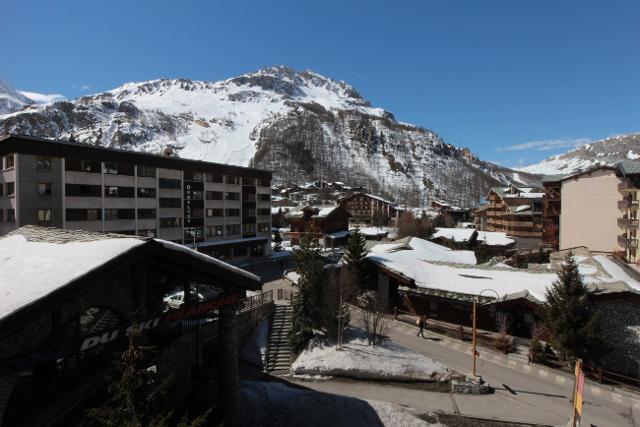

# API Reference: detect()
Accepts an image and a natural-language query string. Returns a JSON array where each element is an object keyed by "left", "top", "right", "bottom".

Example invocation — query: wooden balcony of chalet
[
  {"left": 618, "top": 218, "right": 639, "bottom": 229},
  {"left": 618, "top": 198, "right": 639, "bottom": 210},
  {"left": 618, "top": 235, "right": 639, "bottom": 248}
]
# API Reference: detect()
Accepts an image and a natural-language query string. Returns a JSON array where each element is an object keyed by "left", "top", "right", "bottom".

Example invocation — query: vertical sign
[{"left": 571, "top": 358, "right": 584, "bottom": 427}]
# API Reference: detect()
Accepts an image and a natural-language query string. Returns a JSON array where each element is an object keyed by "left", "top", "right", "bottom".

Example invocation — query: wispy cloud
[
  {"left": 495, "top": 137, "right": 591, "bottom": 152},
  {"left": 71, "top": 84, "right": 92, "bottom": 91}
]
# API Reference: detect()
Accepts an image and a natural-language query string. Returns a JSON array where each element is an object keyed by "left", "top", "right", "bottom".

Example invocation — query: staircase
[{"left": 265, "top": 303, "right": 293, "bottom": 372}]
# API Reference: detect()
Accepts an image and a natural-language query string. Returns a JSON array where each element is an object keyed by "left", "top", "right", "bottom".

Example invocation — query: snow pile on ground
[
  {"left": 240, "top": 319, "right": 270, "bottom": 368},
  {"left": 239, "top": 380, "right": 441, "bottom": 427},
  {"left": 291, "top": 328, "right": 451, "bottom": 382}
]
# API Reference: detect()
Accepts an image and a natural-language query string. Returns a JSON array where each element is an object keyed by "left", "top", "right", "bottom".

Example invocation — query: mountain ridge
[{"left": 0, "top": 66, "right": 540, "bottom": 206}]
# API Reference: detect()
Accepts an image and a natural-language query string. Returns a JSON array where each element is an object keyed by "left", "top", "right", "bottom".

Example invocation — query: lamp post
[{"left": 472, "top": 288, "right": 500, "bottom": 377}]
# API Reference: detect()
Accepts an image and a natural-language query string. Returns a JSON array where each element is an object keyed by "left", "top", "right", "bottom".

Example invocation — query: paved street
[{"left": 285, "top": 317, "right": 638, "bottom": 426}]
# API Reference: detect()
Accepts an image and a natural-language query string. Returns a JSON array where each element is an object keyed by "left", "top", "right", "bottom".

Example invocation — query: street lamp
[{"left": 472, "top": 288, "right": 501, "bottom": 377}]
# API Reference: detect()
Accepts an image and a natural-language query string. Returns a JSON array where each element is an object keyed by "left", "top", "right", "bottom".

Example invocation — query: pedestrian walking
[{"left": 416, "top": 315, "right": 426, "bottom": 338}]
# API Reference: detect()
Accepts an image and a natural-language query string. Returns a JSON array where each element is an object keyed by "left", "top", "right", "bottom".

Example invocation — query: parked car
[{"left": 163, "top": 287, "right": 219, "bottom": 310}]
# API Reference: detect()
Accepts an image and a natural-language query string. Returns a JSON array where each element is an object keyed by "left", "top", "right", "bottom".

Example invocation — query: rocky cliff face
[
  {"left": 0, "top": 66, "right": 540, "bottom": 206},
  {"left": 520, "top": 133, "right": 640, "bottom": 175}
]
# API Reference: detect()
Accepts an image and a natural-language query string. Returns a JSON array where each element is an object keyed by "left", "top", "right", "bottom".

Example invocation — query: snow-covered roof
[
  {"left": 0, "top": 226, "right": 261, "bottom": 322},
  {"left": 513, "top": 205, "right": 532, "bottom": 213},
  {"left": 433, "top": 227, "right": 475, "bottom": 243},
  {"left": 314, "top": 206, "right": 338, "bottom": 218},
  {"left": 0, "top": 228, "right": 144, "bottom": 321},
  {"left": 475, "top": 231, "right": 516, "bottom": 247},
  {"left": 367, "top": 237, "right": 477, "bottom": 271},
  {"left": 353, "top": 227, "right": 389, "bottom": 236}
]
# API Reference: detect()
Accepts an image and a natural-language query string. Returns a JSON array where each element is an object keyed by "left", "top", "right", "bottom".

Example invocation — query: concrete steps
[{"left": 266, "top": 303, "right": 293, "bottom": 372}]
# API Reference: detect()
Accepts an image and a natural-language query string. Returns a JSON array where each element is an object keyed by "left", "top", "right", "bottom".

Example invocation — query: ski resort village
[{"left": 2, "top": 2, "right": 640, "bottom": 426}]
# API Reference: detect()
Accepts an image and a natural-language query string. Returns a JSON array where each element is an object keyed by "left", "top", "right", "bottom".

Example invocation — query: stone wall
[{"left": 594, "top": 299, "right": 640, "bottom": 377}]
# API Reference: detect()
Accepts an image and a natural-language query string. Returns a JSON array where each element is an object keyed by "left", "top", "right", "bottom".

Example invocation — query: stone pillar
[{"left": 219, "top": 305, "right": 239, "bottom": 427}]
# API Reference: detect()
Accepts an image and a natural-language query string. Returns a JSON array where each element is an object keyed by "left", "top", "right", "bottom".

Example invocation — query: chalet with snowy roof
[
  {"left": 431, "top": 227, "right": 516, "bottom": 254},
  {"left": 430, "top": 201, "right": 472, "bottom": 224},
  {"left": 0, "top": 226, "right": 262, "bottom": 426},
  {"left": 338, "top": 192, "right": 397, "bottom": 226},
  {"left": 478, "top": 185, "right": 544, "bottom": 238},
  {"left": 283, "top": 205, "right": 350, "bottom": 245},
  {"left": 367, "top": 238, "right": 640, "bottom": 376}
]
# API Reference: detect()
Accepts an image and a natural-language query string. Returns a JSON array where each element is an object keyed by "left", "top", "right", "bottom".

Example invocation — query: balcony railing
[
  {"left": 618, "top": 180, "right": 637, "bottom": 192},
  {"left": 618, "top": 235, "right": 638, "bottom": 248},
  {"left": 618, "top": 199, "right": 640, "bottom": 210},
  {"left": 618, "top": 218, "right": 640, "bottom": 228}
]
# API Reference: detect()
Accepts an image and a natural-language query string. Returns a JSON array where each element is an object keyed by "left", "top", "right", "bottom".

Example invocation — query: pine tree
[
  {"left": 289, "top": 233, "right": 327, "bottom": 352},
  {"left": 343, "top": 228, "right": 370, "bottom": 292},
  {"left": 543, "top": 253, "right": 606, "bottom": 363},
  {"left": 87, "top": 334, "right": 210, "bottom": 427}
]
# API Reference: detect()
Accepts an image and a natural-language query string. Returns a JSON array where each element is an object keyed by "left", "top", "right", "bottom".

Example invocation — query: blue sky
[{"left": 2, "top": 0, "right": 639, "bottom": 168}]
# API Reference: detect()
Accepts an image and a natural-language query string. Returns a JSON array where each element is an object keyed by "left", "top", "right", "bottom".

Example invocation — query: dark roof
[
  {"left": 618, "top": 160, "right": 640, "bottom": 176},
  {"left": 0, "top": 134, "right": 272, "bottom": 179}
]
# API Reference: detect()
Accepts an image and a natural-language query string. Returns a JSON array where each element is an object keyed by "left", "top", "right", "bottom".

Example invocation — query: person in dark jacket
[{"left": 416, "top": 315, "right": 426, "bottom": 338}]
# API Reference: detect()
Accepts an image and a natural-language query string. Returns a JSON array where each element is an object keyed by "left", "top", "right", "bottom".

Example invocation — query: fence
[{"left": 238, "top": 290, "right": 274, "bottom": 313}]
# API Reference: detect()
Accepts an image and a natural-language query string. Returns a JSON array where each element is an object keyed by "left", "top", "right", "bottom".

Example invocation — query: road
[{"left": 289, "top": 318, "right": 637, "bottom": 426}]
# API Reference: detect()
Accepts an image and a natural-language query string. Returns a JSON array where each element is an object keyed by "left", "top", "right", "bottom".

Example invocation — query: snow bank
[
  {"left": 240, "top": 380, "right": 440, "bottom": 427},
  {"left": 291, "top": 328, "right": 451, "bottom": 382}
]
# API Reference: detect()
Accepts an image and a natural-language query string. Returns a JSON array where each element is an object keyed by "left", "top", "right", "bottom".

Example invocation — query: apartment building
[
  {"left": 617, "top": 161, "right": 640, "bottom": 263},
  {"left": 0, "top": 134, "right": 272, "bottom": 264},
  {"left": 339, "top": 192, "right": 396, "bottom": 226},
  {"left": 482, "top": 185, "right": 544, "bottom": 238},
  {"left": 543, "top": 167, "right": 621, "bottom": 253}
]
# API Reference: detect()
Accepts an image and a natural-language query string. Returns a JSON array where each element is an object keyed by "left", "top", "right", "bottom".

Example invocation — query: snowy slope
[
  {"left": 0, "top": 78, "right": 35, "bottom": 114},
  {"left": 520, "top": 133, "right": 640, "bottom": 175},
  {"left": 0, "top": 67, "right": 540, "bottom": 206}
]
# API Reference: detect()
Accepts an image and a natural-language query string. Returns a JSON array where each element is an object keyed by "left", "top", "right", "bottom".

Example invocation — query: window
[
  {"left": 137, "top": 209, "right": 156, "bottom": 219},
  {"left": 212, "top": 247, "right": 231, "bottom": 260},
  {"left": 257, "top": 208, "right": 271, "bottom": 216},
  {"left": 250, "top": 244, "right": 264, "bottom": 257},
  {"left": 190, "top": 190, "right": 203, "bottom": 200},
  {"left": 7, "top": 209, "right": 15, "bottom": 222},
  {"left": 258, "top": 179, "right": 270, "bottom": 187},
  {"left": 226, "top": 224, "right": 240, "bottom": 235},
  {"left": 206, "top": 208, "right": 223, "bottom": 217},
  {"left": 0, "top": 210, "right": 3, "bottom": 222},
  {"left": 104, "top": 162, "right": 134, "bottom": 176},
  {"left": 159, "top": 178, "right": 181, "bottom": 189},
  {"left": 233, "top": 247, "right": 248, "bottom": 258},
  {"left": 0, "top": 185, "right": 2, "bottom": 196},
  {"left": 105, "top": 209, "right": 135, "bottom": 220},
  {"left": 243, "top": 177, "right": 256, "bottom": 186},
  {"left": 159, "top": 198, "right": 181, "bottom": 208},
  {"left": 104, "top": 186, "right": 135, "bottom": 198},
  {"left": 160, "top": 217, "right": 181, "bottom": 228},
  {"left": 226, "top": 209, "right": 240, "bottom": 217},
  {"left": 243, "top": 223, "right": 256, "bottom": 235},
  {"left": 65, "top": 184, "right": 101, "bottom": 197},
  {"left": 6, "top": 182, "right": 15, "bottom": 196},
  {"left": 243, "top": 208, "right": 256, "bottom": 217},
  {"left": 184, "top": 171, "right": 203, "bottom": 181},
  {"left": 65, "top": 158, "right": 101, "bottom": 173},
  {"left": 225, "top": 175, "right": 240, "bottom": 185},
  {"left": 37, "top": 156, "right": 51, "bottom": 169},
  {"left": 206, "top": 225, "right": 224, "bottom": 237},
  {"left": 205, "top": 173, "right": 223, "bottom": 183},
  {"left": 258, "top": 194, "right": 270, "bottom": 202},
  {"left": 37, "top": 209, "right": 52, "bottom": 222},
  {"left": 225, "top": 192, "right": 240, "bottom": 201},
  {"left": 66, "top": 209, "right": 101, "bottom": 221},
  {"left": 206, "top": 191, "right": 223, "bottom": 200},
  {"left": 137, "top": 166, "right": 156, "bottom": 178},
  {"left": 38, "top": 183, "right": 52, "bottom": 196},
  {"left": 137, "top": 187, "right": 156, "bottom": 198},
  {"left": 258, "top": 223, "right": 270, "bottom": 232},
  {"left": 5, "top": 155, "right": 15, "bottom": 169}
]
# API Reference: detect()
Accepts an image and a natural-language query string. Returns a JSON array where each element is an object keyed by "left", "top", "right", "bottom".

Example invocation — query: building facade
[
  {"left": 483, "top": 185, "right": 544, "bottom": 238},
  {"left": 0, "top": 135, "right": 272, "bottom": 264},
  {"left": 339, "top": 192, "right": 395, "bottom": 226},
  {"left": 617, "top": 161, "right": 640, "bottom": 263},
  {"left": 543, "top": 167, "right": 621, "bottom": 253}
]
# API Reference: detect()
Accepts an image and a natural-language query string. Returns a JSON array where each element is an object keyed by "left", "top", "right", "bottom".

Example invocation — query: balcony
[
  {"left": 618, "top": 235, "right": 638, "bottom": 248},
  {"left": 618, "top": 199, "right": 640, "bottom": 210},
  {"left": 618, "top": 218, "right": 640, "bottom": 229},
  {"left": 618, "top": 179, "right": 638, "bottom": 192}
]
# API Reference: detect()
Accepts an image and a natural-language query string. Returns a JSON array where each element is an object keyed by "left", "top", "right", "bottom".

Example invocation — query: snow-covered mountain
[
  {"left": 0, "top": 66, "right": 540, "bottom": 206},
  {"left": 519, "top": 133, "right": 640, "bottom": 176},
  {"left": 0, "top": 79, "right": 36, "bottom": 114}
]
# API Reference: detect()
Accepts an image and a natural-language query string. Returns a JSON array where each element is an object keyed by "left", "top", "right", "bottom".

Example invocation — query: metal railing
[
  {"left": 238, "top": 290, "right": 274, "bottom": 312},
  {"left": 618, "top": 235, "right": 638, "bottom": 248}
]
